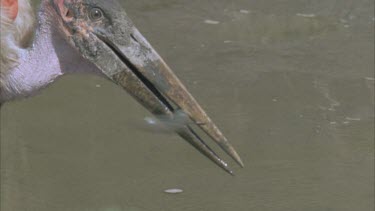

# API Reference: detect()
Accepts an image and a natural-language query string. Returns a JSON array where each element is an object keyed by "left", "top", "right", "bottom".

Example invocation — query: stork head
[{"left": 47, "top": 0, "right": 243, "bottom": 174}]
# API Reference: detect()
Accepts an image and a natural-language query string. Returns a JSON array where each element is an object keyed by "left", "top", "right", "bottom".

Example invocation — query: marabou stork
[{"left": 0, "top": 0, "right": 243, "bottom": 174}]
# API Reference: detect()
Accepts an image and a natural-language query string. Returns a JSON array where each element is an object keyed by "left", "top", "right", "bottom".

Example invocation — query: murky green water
[{"left": 1, "top": 0, "right": 374, "bottom": 210}]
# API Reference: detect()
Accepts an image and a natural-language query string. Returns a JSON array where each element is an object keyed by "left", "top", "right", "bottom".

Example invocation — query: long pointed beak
[{"left": 93, "top": 27, "right": 243, "bottom": 174}]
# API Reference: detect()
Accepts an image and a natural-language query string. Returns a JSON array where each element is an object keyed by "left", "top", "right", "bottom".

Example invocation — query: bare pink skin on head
[{"left": 1, "top": 0, "right": 18, "bottom": 21}]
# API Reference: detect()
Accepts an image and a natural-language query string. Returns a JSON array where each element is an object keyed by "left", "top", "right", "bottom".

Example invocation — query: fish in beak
[{"left": 51, "top": 0, "right": 243, "bottom": 174}]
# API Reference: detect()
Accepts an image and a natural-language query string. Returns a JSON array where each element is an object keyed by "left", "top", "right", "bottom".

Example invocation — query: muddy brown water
[{"left": 1, "top": 0, "right": 374, "bottom": 210}]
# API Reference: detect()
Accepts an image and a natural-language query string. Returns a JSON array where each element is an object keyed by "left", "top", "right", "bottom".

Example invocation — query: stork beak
[{"left": 92, "top": 27, "right": 243, "bottom": 174}]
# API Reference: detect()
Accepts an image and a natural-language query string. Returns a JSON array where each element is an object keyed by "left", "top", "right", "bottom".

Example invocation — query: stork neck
[
  {"left": 1, "top": 8, "right": 99, "bottom": 102},
  {"left": 1, "top": 19, "right": 62, "bottom": 101}
]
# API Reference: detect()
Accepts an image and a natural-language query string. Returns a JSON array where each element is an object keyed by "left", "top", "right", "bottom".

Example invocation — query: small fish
[
  {"left": 239, "top": 9, "right": 250, "bottom": 14},
  {"left": 204, "top": 19, "right": 220, "bottom": 25},
  {"left": 143, "top": 110, "right": 191, "bottom": 133},
  {"left": 296, "top": 13, "right": 316, "bottom": 18},
  {"left": 164, "top": 188, "right": 183, "bottom": 194}
]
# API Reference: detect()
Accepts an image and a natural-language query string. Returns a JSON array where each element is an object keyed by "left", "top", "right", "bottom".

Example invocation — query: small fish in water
[
  {"left": 143, "top": 110, "right": 191, "bottom": 133},
  {"left": 164, "top": 188, "right": 183, "bottom": 194},
  {"left": 204, "top": 19, "right": 220, "bottom": 24}
]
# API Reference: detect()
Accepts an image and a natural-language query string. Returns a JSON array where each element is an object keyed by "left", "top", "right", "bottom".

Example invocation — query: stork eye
[{"left": 89, "top": 8, "right": 103, "bottom": 20}]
